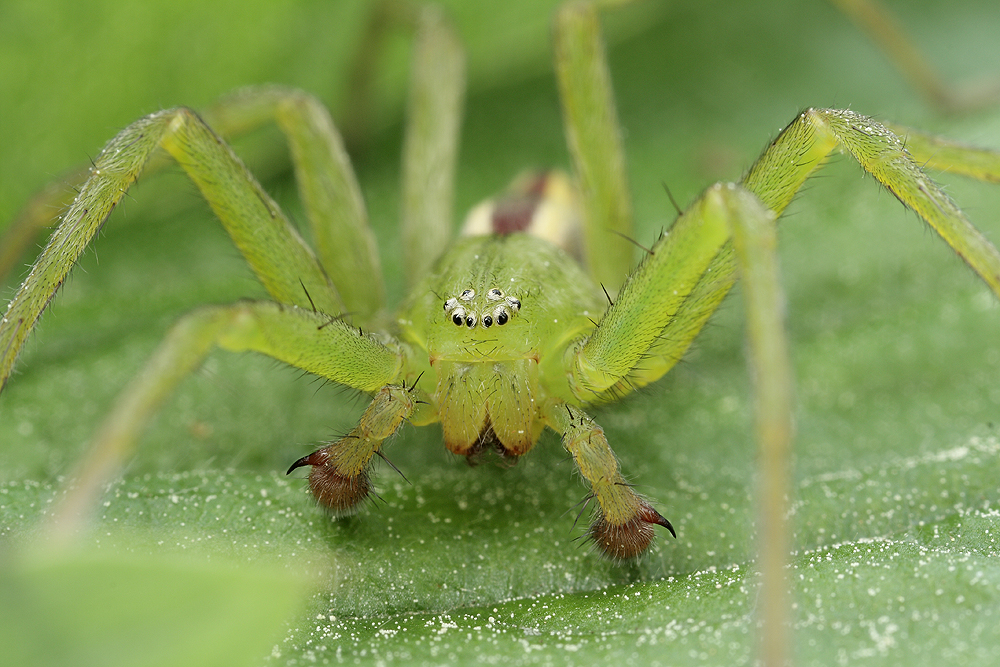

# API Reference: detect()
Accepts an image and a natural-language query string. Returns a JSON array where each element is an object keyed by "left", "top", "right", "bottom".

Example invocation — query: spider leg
[
  {"left": 205, "top": 5, "right": 465, "bottom": 300},
  {"left": 551, "top": 184, "right": 781, "bottom": 559},
  {"left": 45, "top": 300, "right": 408, "bottom": 535},
  {"left": 0, "top": 106, "right": 343, "bottom": 388},
  {"left": 0, "top": 5, "right": 464, "bottom": 310},
  {"left": 199, "top": 86, "right": 385, "bottom": 320},
  {"left": 557, "top": 103, "right": 1000, "bottom": 557},
  {"left": 544, "top": 400, "right": 675, "bottom": 560},
  {"left": 727, "top": 186, "right": 793, "bottom": 665},
  {"left": 884, "top": 121, "right": 1000, "bottom": 184},
  {"left": 287, "top": 383, "right": 416, "bottom": 517},
  {"left": 830, "top": 0, "right": 1000, "bottom": 114},
  {"left": 0, "top": 7, "right": 464, "bottom": 315},
  {"left": 743, "top": 108, "right": 1000, "bottom": 297},
  {"left": 554, "top": 1, "right": 633, "bottom": 294},
  {"left": 0, "top": 85, "right": 384, "bottom": 322},
  {"left": 400, "top": 4, "right": 465, "bottom": 286},
  {"left": 571, "top": 109, "right": 1000, "bottom": 404},
  {"left": 567, "top": 185, "right": 734, "bottom": 402}
]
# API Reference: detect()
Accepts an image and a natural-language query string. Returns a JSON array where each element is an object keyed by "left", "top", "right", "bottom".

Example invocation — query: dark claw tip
[
  {"left": 286, "top": 456, "right": 308, "bottom": 475},
  {"left": 286, "top": 449, "right": 326, "bottom": 475},
  {"left": 639, "top": 504, "right": 677, "bottom": 539}
]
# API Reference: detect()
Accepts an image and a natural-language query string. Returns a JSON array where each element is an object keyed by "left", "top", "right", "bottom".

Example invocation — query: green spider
[{"left": 2, "top": 1, "right": 1000, "bottom": 562}]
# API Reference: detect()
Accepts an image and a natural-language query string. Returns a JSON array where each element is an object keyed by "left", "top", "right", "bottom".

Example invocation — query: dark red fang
[{"left": 491, "top": 172, "right": 550, "bottom": 234}]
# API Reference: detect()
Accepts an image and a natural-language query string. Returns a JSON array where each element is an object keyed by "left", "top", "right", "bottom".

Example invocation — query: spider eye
[
  {"left": 460, "top": 289, "right": 475, "bottom": 300},
  {"left": 506, "top": 297, "right": 521, "bottom": 312},
  {"left": 482, "top": 315, "right": 493, "bottom": 328},
  {"left": 452, "top": 313, "right": 464, "bottom": 326},
  {"left": 443, "top": 297, "right": 458, "bottom": 311},
  {"left": 496, "top": 310, "right": 509, "bottom": 325},
  {"left": 487, "top": 288, "right": 503, "bottom": 300},
  {"left": 465, "top": 313, "right": 477, "bottom": 328}
]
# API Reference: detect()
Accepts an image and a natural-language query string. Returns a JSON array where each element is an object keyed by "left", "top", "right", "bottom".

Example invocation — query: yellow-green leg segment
[
  {"left": 288, "top": 383, "right": 417, "bottom": 516},
  {"left": 3, "top": 5, "right": 466, "bottom": 537},
  {"left": 546, "top": 401, "right": 675, "bottom": 560},
  {"left": 558, "top": 101, "right": 1000, "bottom": 645},
  {"left": 567, "top": 108, "right": 1000, "bottom": 418},
  {"left": 555, "top": 184, "right": 785, "bottom": 561},
  {"left": 47, "top": 300, "right": 407, "bottom": 536},
  {"left": 1, "top": 89, "right": 382, "bottom": 389}
]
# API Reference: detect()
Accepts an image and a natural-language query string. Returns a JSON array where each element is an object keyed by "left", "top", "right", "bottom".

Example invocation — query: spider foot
[
  {"left": 287, "top": 447, "right": 372, "bottom": 516},
  {"left": 588, "top": 499, "right": 676, "bottom": 560}
]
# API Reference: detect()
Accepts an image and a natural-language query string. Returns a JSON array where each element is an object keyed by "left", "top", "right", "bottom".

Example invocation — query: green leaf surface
[
  {"left": 2, "top": 1, "right": 1000, "bottom": 665},
  {"left": 0, "top": 540, "right": 312, "bottom": 667}
]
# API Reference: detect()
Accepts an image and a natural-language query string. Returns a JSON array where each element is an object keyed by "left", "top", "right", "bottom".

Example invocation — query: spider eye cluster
[{"left": 442, "top": 287, "right": 521, "bottom": 329}]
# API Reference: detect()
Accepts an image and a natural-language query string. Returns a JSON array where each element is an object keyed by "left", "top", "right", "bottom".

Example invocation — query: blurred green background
[{"left": 2, "top": 1, "right": 1000, "bottom": 665}]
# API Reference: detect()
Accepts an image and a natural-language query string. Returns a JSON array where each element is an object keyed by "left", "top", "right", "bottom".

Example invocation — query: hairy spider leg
[
  {"left": 210, "top": 87, "right": 385, "bottom": 320},
  {"left": 573, "top": 108, "right": 1000, "bottom": 410},
  {"left": 743, "top": 109, "right": 1000, "bottom": 297},
  {"left": 555, "top": 105, "right": 1000, "bottom": 556},
  {"left": 287, "top": 383, "right": 416, "bottom": 515},
  {"left": 0, "top": 89, "right": 427, "bottom": 533},
  {"left": 0, "top": 6, "right": 470, "bottom": 529},
  {"left": 545, "top": 401, "right": 677, "bottom": 560},
  {"left": 0, "top": 1, "right": 469, "bottom": 389},
  {"left": 543, "top": 184, "right": 762, "bottom": 557},
  {"left": 554, "top": 1, "right": 633, "bottom": 293},
  {"left": 45, "top": 300, "right": 406, "bottom": 532},
  {"left": 1, "top": 103, "right": 342, "bottom": 387},
  {"left": 400, "top": 4, "right": 465, "bottom": 286}
]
